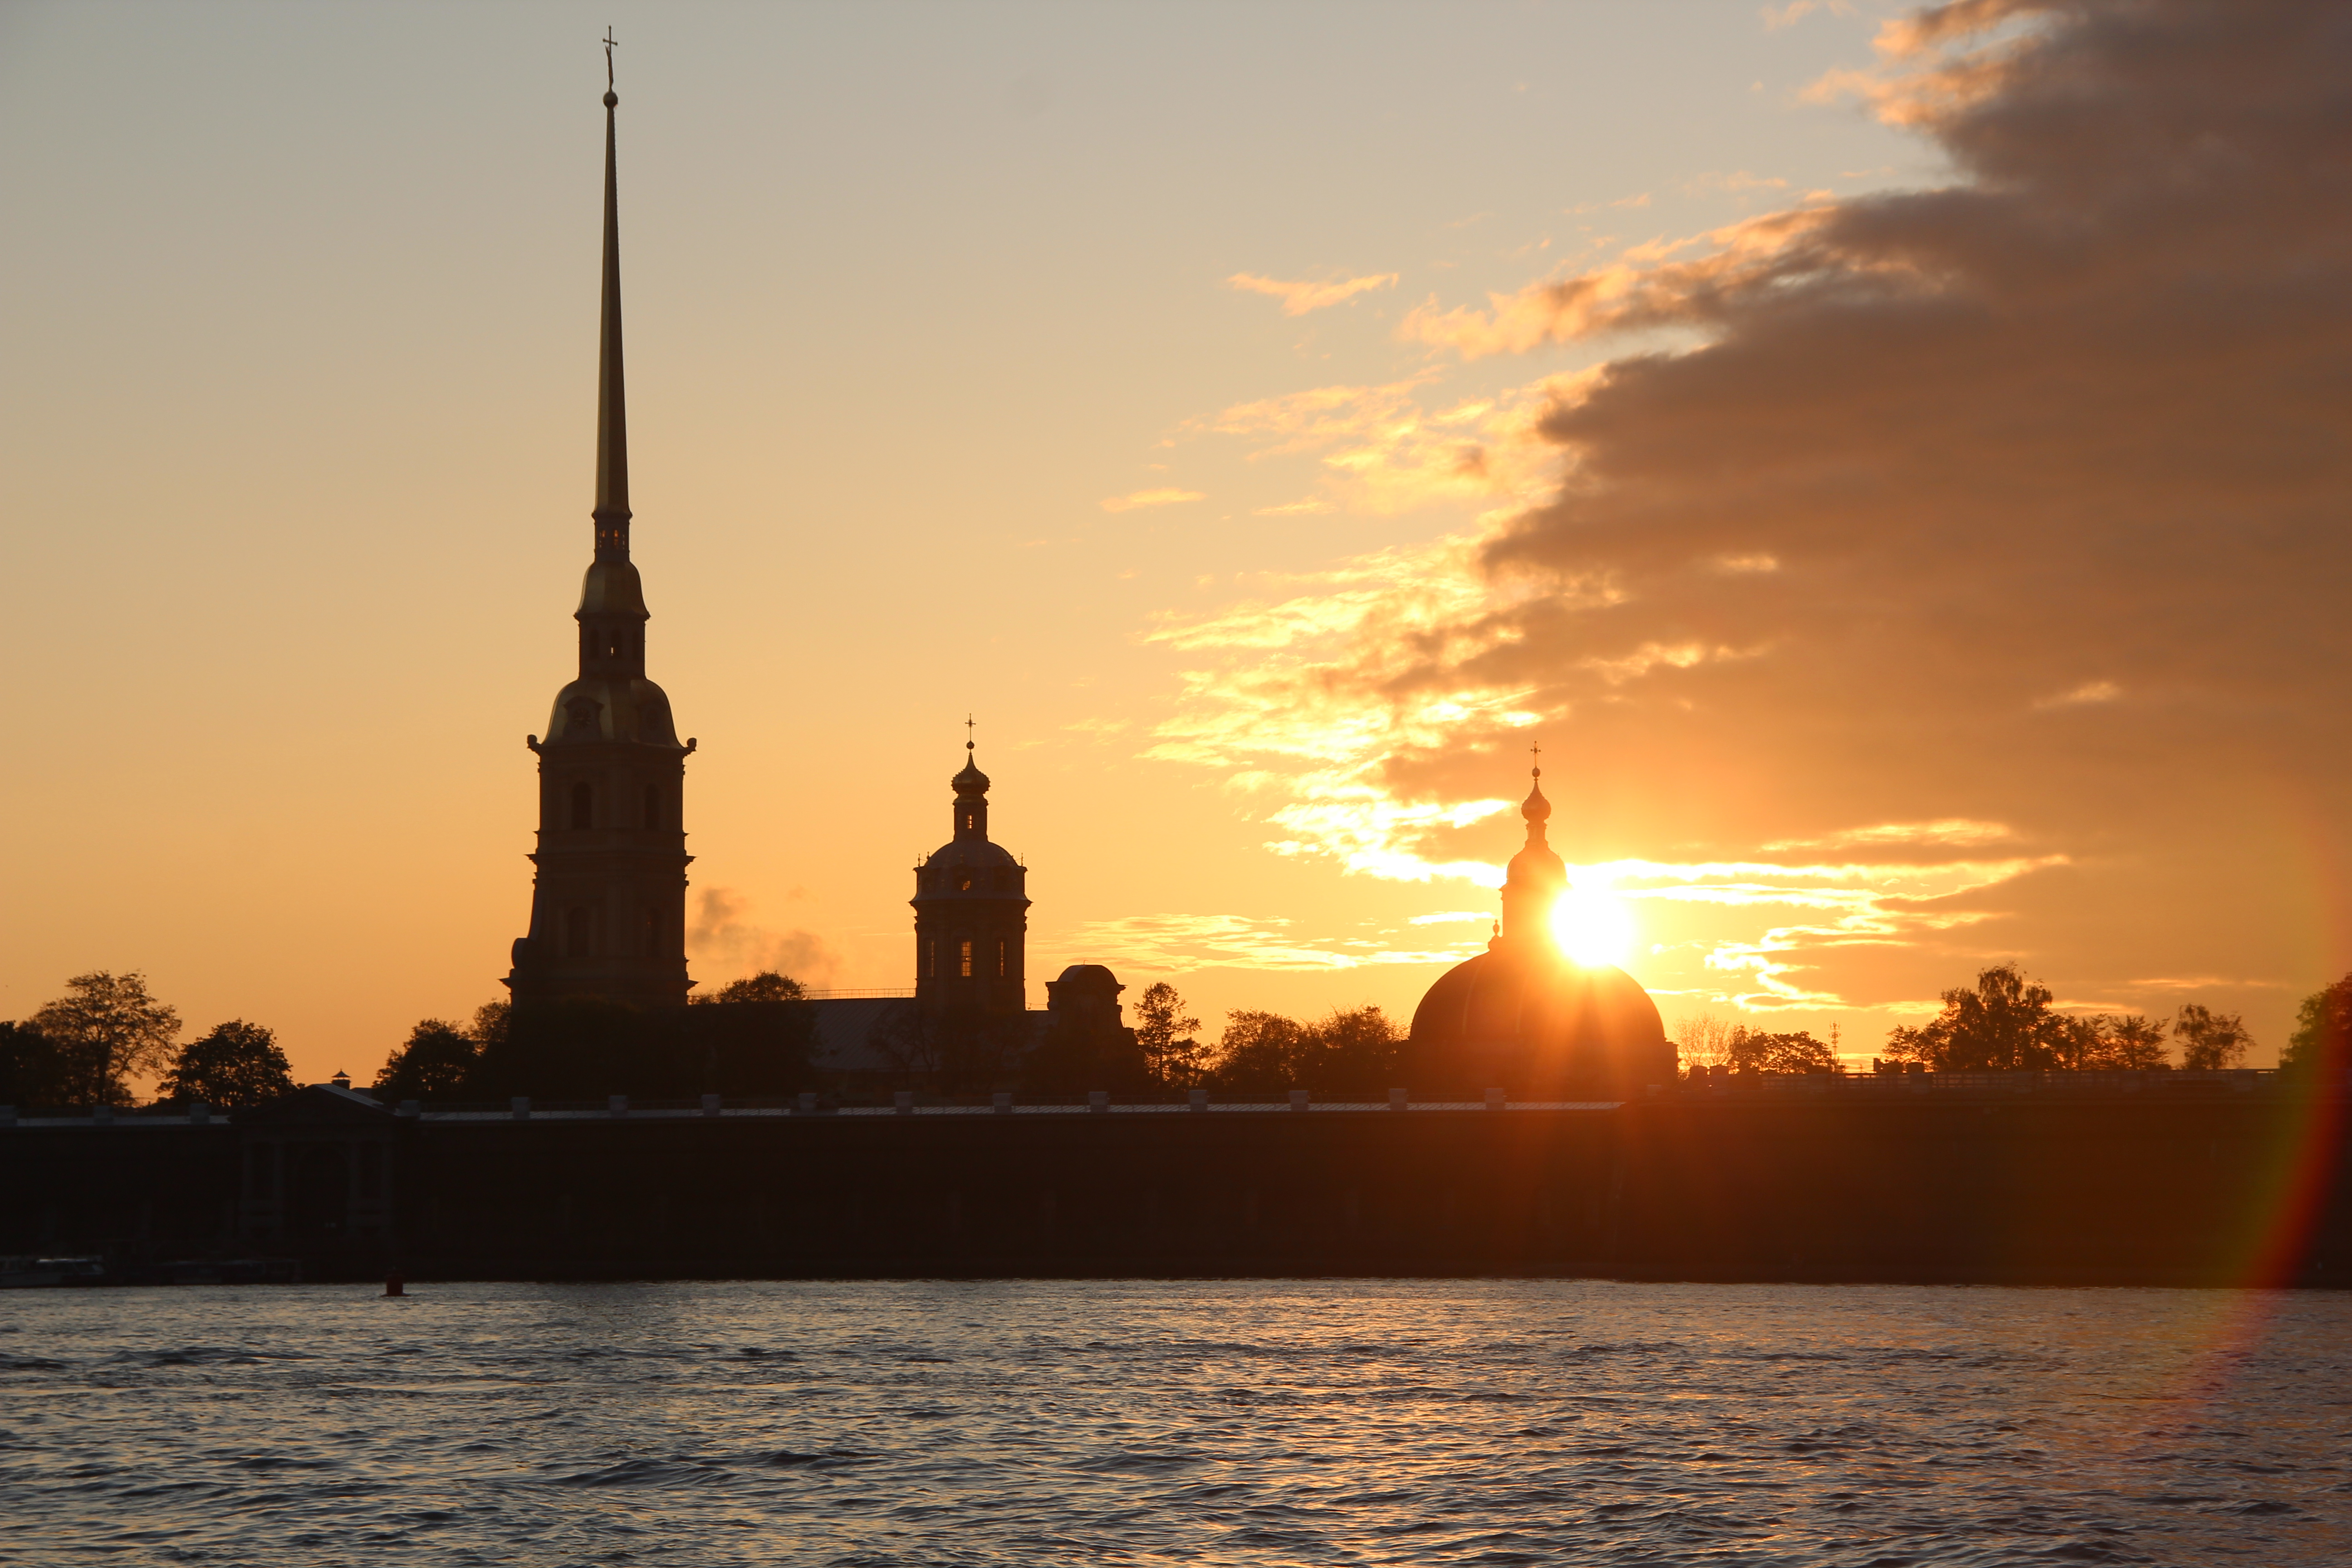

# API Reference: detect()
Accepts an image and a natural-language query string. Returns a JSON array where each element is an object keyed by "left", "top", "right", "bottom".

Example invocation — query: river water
[{"left": 1, "top": 1281, "right": 2344, "bottom": 1565}]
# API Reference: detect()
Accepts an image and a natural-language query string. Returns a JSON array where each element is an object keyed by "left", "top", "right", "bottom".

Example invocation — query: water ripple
[{"left": 0, "top": 1281, "right": 2344, "bottom": 1563}]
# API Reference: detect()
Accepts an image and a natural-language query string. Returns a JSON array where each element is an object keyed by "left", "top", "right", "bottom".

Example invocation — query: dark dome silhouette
[{"left": 1406, "top": 761, "right": 1674, "bottom": 1097}]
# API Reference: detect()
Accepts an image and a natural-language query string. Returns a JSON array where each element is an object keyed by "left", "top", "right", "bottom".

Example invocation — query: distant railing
[
  {"left": 4, "top": 1068, "right": 2339, "bottom": 1131},
  {"left": 797, "top": 988, "right": 918, "bottom": 1000},
  {"left": 1681, "top": 1067, "right": 2286, "bottom": 1094}
]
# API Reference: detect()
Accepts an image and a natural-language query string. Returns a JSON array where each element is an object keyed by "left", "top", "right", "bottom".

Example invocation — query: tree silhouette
[
  {"left": 2173, "top": 1004, "right": 2252, "bottom": 1071},
  {"left": 2283, "top": 973, "right": 2352, "bottom": 1078},
  {"left": 1204, "top": 1006, "right": 1404, "bottom": 1094},
  {"left": 1132, "top": 982, "right": 1205, "bottom": 1088},
  {"left": 2052, "top": 1012, "right": 2171, "bottom": 1069},
  {"left": 159, "top": 1019, "right": 296, "bottom": 1107},
  {"left": 1672, "top": 1013, "right": 1737, "bottom": 1068},
  {"left": 1725, "top": 1028, "right": 1837, "bottom": 1073},
  {"left": 1884, "top": 963, "right": 2070, "bottom": 1071},
  {"left": 0, "top": 1022, "right": 74, "bottom": 1108},
  {"left": 29, "top": 971, "right": 180, "bottom": 1106},
  {"left": 373, "top": 1018, "right": 482, "bottom": 1101},
  {"left": 695, "top": 971, "right": 808, "bottom": 1004},
  {"left": 1205, "top": 1010, "right": 1311, "bottom": 1093}
]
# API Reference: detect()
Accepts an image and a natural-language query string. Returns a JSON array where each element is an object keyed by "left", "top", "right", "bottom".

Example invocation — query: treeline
[
  {"left": 372, "top": 974, "right": 819, "bottom": 1102},
  {"left": 13, "top": 961, "right": 2348, "bottom": 1110},
  {"left": 1677, "top": 964, "right": 2352, "bottom": 1076},
  {"left": 368, "top": 977, "right": 1413, "bottom": 1102},
  {"left": 0, "top": 971, "right": 295, "bottom": 1109},
  {"left": 1117, "top": 985, "right": 1409, "bottom": 1096}
]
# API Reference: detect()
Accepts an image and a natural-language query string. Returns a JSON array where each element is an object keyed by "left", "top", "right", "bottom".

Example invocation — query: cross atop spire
[
  {"left": 965, "top": 713, "right": 977, "bottom": 753},
  {"left": 603, "top": 27, "right": 618, "bottom": 90},
  {"left": 1529, "top": 736, "right": 1542, "bottom": 779}
]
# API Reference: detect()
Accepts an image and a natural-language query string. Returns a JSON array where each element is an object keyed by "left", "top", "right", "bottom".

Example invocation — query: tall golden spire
[{"left": 592, "top": 33, "right": 630, "bottom": 563}]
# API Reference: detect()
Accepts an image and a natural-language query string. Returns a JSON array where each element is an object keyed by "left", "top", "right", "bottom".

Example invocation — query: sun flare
[{"left": 1550, "top": 887, "right": 1635, "bottom": 970}]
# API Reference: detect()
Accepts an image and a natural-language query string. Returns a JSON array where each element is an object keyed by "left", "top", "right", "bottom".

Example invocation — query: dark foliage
[
  {"left": 1206, "top": 1006, "right": 1405, "bottom": 1095},
  {"left": 1132, "top": 982, "right": 1206, "bottom": 1088},
  {"left": 0, "top": 1022, "right": 77, "bottom": 1108},
  {"left": 694, "top": 971, "right": 808, "bottom": 1004},
  {"left": 1205, "top": 1011, "right": 1310, "bottom": 1093},
  {"left": 2173, "top": 1004, "right": 2252, "bottom": 1071},
  {"left": 2051, "top": 1012, "right": 2172, "bottom": 1070},
  {"left": 2283, "top": 973, "right": 2352, "bottom": 1078},
  {"left": 28, "top": 970, "right": 181, "bottom": 1106},
  {"left": 463, "top": 990, "right": 818, "bottom": 1101},
  {"left": 158, "top": 1019, "right": 296, "bottom": 1107},
  {"left": 1884, "top": 964, "right": 2069, "bottom": 1071},
  {"left": 1886, "top": 963, "right": 2237, "bottom": 1072},
  {"left": 1725, "top": 1028, "right": 1837, "bottom": 1073},
  {"left": 373, "top": 1019, "right": 482, "bottom": 1101}
]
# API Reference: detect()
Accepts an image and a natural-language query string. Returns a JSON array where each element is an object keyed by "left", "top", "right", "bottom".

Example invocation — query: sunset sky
[{"left": 5, "top": 0, "right": 2347, "bottom": 1083}]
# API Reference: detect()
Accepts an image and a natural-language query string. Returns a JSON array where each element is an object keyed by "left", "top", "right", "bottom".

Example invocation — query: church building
[
  {"left": 910, "top": 737, "right": 1030, "bottom": 1020},
  {"left": 505, "top": 79, "right": 696, "bottom": 1010},
  {"left": 1406, "top": 760, "right": 1673, "bottom": 1096}
]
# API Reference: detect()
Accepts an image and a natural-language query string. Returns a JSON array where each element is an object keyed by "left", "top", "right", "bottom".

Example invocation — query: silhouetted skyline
[{"left": 3, "top": 2, "right": 2344, "bottom": 1085}]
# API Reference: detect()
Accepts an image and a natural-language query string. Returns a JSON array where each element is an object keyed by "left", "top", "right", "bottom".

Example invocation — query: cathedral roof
[
  {"left": 924, "top": 835, "right": 1020, "bottom": 870},
  {"left": 1407, "top": 944, "right": 1670, "bottom": 1095},
  {"left": 544, "top": 676, "right": 681, "bottom": 747}
]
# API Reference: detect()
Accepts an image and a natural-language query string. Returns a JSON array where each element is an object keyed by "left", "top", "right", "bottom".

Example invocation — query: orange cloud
[
  {"left": 1228, "top": 271, "right": 1400, "bottom": 316},
  {"left": 1100, "top": 487, "right": 1205, "bottom": 513},
  {"left": 1145, "top": 0, "right": 2352, "bottom": 1044}
]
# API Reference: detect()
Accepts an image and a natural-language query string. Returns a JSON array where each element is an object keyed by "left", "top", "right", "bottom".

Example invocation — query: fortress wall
[{"left": 2, "top": 1094, "right": 2344, "bottom": 1286}]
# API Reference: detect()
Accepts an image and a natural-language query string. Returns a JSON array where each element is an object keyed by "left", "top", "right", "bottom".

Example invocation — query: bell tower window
[
  {"left": 566, "top": 906, "right": 593, "bottom": 957},
  {"left": 644, "top": 784, "right": 661, "bottom": 828},
  {"left": 996, "top": 938, "right": 1007, "bottom": 979},
  {"left": 570, "top": 782, "right": 593, "bottom": 829},
  {"left": 959, "top": 940, "right": 973, "bottom": 978}
]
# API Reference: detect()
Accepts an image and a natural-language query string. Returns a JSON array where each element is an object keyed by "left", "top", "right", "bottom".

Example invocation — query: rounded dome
[
  {"left": 1054, "top": 963, "right": 1120, "bottom": 990},
  {"left": 922, "top": 836, "right": 1021, "bottom": 873},
  {"left": 1407, "top": 943, "right": 1673, "bottom": 1097},
  {"left": 546, "top": 676, "right": 681, "bottom": 747}
]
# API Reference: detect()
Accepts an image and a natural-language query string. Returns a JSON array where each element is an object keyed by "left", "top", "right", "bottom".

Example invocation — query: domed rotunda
[{"left": 1406, "top": 760, "right": 1675, "bottom": 1097}]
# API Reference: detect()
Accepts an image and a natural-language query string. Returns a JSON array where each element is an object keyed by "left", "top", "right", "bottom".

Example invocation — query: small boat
[{"left": 0, "top": 1256, "right": 107, "bottom": 1288}]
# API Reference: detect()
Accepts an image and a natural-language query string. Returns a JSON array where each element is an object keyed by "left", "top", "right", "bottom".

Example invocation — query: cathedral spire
[
  {"left": 505, "top": 46, "right": 692, "bottom": 1011},
  {"left": 592, "top": 61, "right": 630, "bottom": 563}
]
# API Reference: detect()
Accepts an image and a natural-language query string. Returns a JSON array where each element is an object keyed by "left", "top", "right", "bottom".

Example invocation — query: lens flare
[{"left": 1551, "top": 887, "right": 1635, "bottom": 969}]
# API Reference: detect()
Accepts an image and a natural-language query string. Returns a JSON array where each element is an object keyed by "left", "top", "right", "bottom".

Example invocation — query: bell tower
[
  {"left": 505, "top": 65, "right": 695, "bottom": 1009},
  {"left": 911, "top": 733, "right": 1030, "bottom": 1018}
]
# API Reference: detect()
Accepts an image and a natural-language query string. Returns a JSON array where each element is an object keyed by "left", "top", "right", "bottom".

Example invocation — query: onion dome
[{"left": 953, "top": 741, "right": 990, "bottom": 797}]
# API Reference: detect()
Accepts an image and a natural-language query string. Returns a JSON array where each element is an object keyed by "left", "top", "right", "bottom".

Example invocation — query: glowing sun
[{"left": 1551, "top": 887, "right": 1636, "bottom": 969}]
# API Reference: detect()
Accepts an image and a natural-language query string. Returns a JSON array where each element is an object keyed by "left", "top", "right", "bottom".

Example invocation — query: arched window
[
  {"left": 924, "top": 940, "right": 936, "bottom": 980},
  {"left": 961, "top": 811, "right": 975, "bottom": 833},
  {"left": 644, "top": 784, "right": 661, "bottom": 829},
  {"left": 996, "top": 938, "right": 1006, "bottom": 979},
  {"left": 958, "top": 939, "right": 973, "bottom": 978},
  {"left": 570, "top": 782, "right": 593, "bottom": 830},
  {"left": 566, "top": 906, "right": 593, "bottom": 957}
]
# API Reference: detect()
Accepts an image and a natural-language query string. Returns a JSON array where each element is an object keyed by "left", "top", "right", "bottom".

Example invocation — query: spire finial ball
[{"left": 604, "top": 89, "right": 618, "bottom": 108}]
